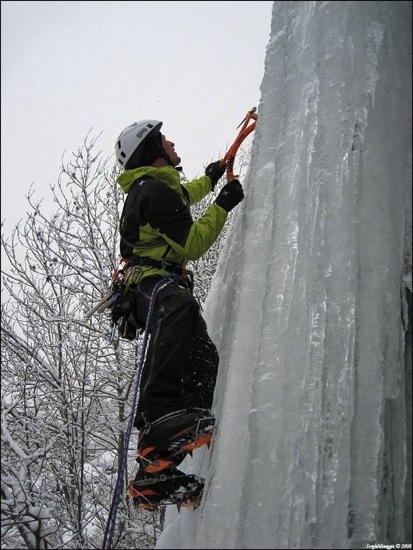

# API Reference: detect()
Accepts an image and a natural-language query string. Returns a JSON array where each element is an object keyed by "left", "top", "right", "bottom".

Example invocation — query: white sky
[{"left": 1, "top": 0, "right": 273, "bottom": 236}]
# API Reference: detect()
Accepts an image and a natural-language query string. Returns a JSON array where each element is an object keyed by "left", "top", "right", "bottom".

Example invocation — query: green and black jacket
[{"left": 116, "top": 165, "right": 228, "bottom": 282}]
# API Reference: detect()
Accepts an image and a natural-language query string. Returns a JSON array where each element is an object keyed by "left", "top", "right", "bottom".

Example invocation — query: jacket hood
[{"left": 116, "top": 166, "right": 181, "bottom": 194}]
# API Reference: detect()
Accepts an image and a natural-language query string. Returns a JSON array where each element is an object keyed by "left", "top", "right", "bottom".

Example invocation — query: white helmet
[{"left": 115, "top": 119, "right": 163, "bottom": 170}]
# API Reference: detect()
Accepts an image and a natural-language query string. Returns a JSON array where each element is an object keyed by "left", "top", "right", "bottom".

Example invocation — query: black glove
[
  {"left": 214, "top": 179, "right": 244, "bottom": 212},
  {"left": 205, "top": 160, "right": 226, "bottom": 190}
]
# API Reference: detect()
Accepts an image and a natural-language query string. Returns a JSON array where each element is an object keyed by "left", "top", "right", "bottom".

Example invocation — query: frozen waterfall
[{"left": 157, "top": 2, "right": 412, "bottom": 548}]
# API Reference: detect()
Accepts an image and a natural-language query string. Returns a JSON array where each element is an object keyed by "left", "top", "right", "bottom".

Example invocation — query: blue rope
[{"left": 102, "top": 275, "right": 176, "bottom": 550}]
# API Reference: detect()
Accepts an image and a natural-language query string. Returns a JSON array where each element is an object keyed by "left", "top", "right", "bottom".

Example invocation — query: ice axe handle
[{"left": 221, "top": 107, "right": 258, "bottom": 181}]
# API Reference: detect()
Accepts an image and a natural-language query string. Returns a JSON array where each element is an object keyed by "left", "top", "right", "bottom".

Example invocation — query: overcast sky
[{"left": 1, "top": 0, "right": 273, "bottom": 237}]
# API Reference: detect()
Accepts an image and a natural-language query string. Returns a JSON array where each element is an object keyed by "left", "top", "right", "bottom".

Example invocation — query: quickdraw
[
  {"left": 221, "top": 106, "right": 258, "bottom": 181},
  {"left": 83, "top": 258, "right": 130, "bottom": 321}
]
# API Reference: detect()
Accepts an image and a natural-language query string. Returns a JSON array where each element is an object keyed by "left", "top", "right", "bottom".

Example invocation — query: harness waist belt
[{"left": 128, "top": 255, "right": 183, "bottom": 275}]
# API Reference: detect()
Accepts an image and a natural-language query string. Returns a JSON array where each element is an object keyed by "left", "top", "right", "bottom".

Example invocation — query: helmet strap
[{"left": 141, "top": 133, "right": 175, "bottom": 168}]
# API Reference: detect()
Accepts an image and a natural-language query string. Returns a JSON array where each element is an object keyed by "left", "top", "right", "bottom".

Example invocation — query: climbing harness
[
  {"left": 127, "top": 254, "right": 184, "bottom": 275},
  {"left": 84, "top": 254, "right": 193, "bottom": 342},
  {"left": 221, "top": 107, "right": 258, "bottom": 181},
  {"left": 102, "top": 273, "right": 187, "bottom": 550}
]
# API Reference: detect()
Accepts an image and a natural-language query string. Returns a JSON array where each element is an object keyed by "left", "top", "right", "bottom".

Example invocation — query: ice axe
[{"left": 221, "top": 107, "right": 258, "bottom": 181}]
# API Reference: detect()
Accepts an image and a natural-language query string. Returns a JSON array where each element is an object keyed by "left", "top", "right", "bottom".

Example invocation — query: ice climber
[{"left": 113, "top": 119, "right": 244, "bottom": 509}]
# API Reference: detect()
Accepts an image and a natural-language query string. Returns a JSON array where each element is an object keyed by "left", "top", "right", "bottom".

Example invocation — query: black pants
[{"left": 133, "top": 276, "right": 219, "bottom": 430}]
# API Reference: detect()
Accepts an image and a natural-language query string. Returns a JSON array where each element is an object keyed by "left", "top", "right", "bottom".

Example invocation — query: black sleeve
[{"left": 119, "top": 182, "right": 143, "bottom": 257}]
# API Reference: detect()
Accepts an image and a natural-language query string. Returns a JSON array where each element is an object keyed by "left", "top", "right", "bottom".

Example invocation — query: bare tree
[{"left": 1, "top": 135, "right": 162, "bottom": 549}]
